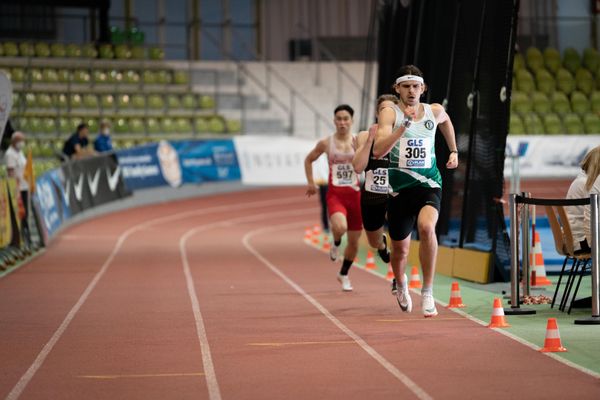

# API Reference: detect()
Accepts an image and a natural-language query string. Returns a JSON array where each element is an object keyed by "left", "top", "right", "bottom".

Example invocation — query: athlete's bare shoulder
[
  {"left": 378, "top": 106, "right": 397, "bottom": 126},
  {"left": 430, "top": 103, "right": 449, "bottom": 123}
]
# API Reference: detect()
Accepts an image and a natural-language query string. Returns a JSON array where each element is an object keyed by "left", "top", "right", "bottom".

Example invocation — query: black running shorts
[
  {"left": 387, "top": 186, "right": 442, "bottom": 241},
  {"left": 360, "top": 200, "right": 387, "bottom": 232}
]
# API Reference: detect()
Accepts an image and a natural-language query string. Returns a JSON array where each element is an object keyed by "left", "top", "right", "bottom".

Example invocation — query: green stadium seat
[
  {"left": 535, "top": 69, "right": 555, "bottom": 95},
  {"left": 551, "top": 91, "right": 571, "bottom": 113},
  {"left": 195, "top": 117, "right": 209, "bottom": 133},
  {"left": 147, "top": 94, "right": 164, "bottom": 109},
  {"left": 3, "top": 42, "right": 19, "bottom": 57},
  {"left": 83, "top": 94, "right": 98, "bottom": 108},
  {"left": 10, "top": 67, "right": 25, "bottom": 82},
  {"left": 143, "top": 70, "right": 157, "bottom": 84},
  {"left": 156, "top": 70, "right": 171, "bottom": 84},
  {"left": 575, "top": 68, "right": 594, "bottom": 95},
  {"left": 34, "top": 42, "right": 50, "bottom": 57},
  {"left": 16, "top": 117, "right": 29, "bottom": 131},
  {"left": 69, "top": 117, "right": 84, "bottom": 130},
  {"left": 107, "top": 69, "right": 123, "bottom": 83},
  {"left": 513, "top": 53, "right": 525, "bottom": 70},
  {"left": 82, "top": 43, "right": 98, "bottom": 58},
  {"left": 583, "top": 113, "right": 600, "bottom": 133},
  {"left": 70, "top": 93, "right": 83, "bottom": 108},
  {"left": 523, "top": 112, "right": 544, "bottom": 134},
  {"left": 146, "top": 117, "right": 161, "bottom": 133},
  {"left": 100, "top": 94, "right": 115, "bottom": 109},
  {"left": 114, "top": 118, "right": 130, "bottom": 133},
  {"left": 29, "top": 117, "right": 42, "bottom": 133},
  {"left": 532, "top": 91, "right": 551, "bottom": 114},
  {"left": 50, "top": 43, "right": 66, "bottom": 57},
  {"left": 199, "top": 95, "right": 216, "bottom": 109},
  {"left": 41, "top": 117, "right": 56, "bottom": 133},
  {"left": 130, "top": 118, "right": 145, "bottom": 133},
  {"left": 526, "top": 47, "right": 544, "bottom": 71},
  {"left": 173, "top": 71, "right": 189, "bottom": 85},
  {"left": 131, "top": 46, "right": 145, "bottom": 59},
  {"left": 73, "top": 69, "right": 91, "bottom": 83},
  {"left": 57, "top": 68, "right": 71, "bottom": 82},
  {"left": 591, "top": 91, "right": 600, "bottom": 113},
  {"left": 181, "top": 94, "right": 196, "bottom": 109},
  {"left": 110, "top": 26, "right": 126, "bottom": 45},
  {"left": 563, "top": 47, "right": 581, "bottom": 75},
  {"left": 516, "top": 69, "right": 535, "bottom": 92},
  {"left": 24, "top": 93, "right": 37, "bottom": 108},
  {"left": 99, "top": 44, "right": 114, "bottom": 59},
  {"left": 583, "top": 47, "right": 600, "bottom": 71},
  {"left": 86, "top": 118, "right": 98, "bottom": 133},
  {"left": 131, "top": 94, "right": 146, "bottom": 108},
  {"left": 57, "top": 117, "right": 70, "bottom": 132},
  {"left": 175, "top": 117, "right": 193, "bottom": 133},
  {"left": 542, "top": 113, "right": 563, "bottom": 134},
  {"left": 42, "top": 68, "right": 59, "bottom": 83},
  {"left": 543, "top": 47, "right": 561, "bottom": 73},
  {"left": 563, "top": 113, "right": 584, "bottom": 134},
  {"left": 116, "top": 94, "right": 131, "bottom": 108},
  {"left": 29, "top": 68, "right": 43, "bottom": 82},
  {"left": 226, "top": 119, "right": 241, "bottom": 133},
  {"left": 166, "top": 94, "right": 181, "bottom": 109},
  {"left": 128, "top": 27, "right": 145, "bottom": 45},
  {"left": 92, "top": 70, "right": 108, "bottom": 84},
  {"left": 123, "top": 70, "right": 140, "bottom": 84},
  {"left": 66, "top": 44, "right": 82, "bottom": 58},
  {"left": 571, "top": 90, "right": 590, "bottom": 114},
  {"left": 208, "top": 116, "right": 226, "bottom": 133},
  {"left": 12, "top": 92, "right": 20, "bottom": 107},
  {"left": 56, "top": 93, "right": 68, "bottom": 109},
  {"left": 148, "top": 47, "right": 165, "bottom": 60},
  {"left": 18, "top": 42, "right": 35, "bottom": 57},
  {"left": 556, "top": 68, "right": 575, "bottom": 94},
  {"left": 161, "top": 117, "right": 176, "bottom": 133},
  {"left": 36, "top": 93, "right": 53, "bottom": 108},
  {"left": 114, "top": 44, "right": 131, "bottom": 59}
]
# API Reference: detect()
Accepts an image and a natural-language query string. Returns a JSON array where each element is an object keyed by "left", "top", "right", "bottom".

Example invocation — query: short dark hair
[
  {"left": 76, "top": 123, "right": 89, "bottom": 132},
  {"left": 396, "top": 64, "right": 424, "bottom": 78},
  {"left": 376, "top": 94, "right": 399, "bottom": 107},
  {"left": 334, "top": 104, "right": 354, "bottom": 117}
]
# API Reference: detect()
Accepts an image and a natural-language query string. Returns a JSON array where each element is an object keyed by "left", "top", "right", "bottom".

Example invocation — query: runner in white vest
[{"left": 373, "top": 65, "right": 459, "bottom": 317}]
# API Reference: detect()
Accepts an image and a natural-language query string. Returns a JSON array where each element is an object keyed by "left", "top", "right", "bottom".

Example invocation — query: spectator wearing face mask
[
  {"left": 4, "top": 131, "right": 30, "bottom": 244},
  {"left": 94, "top": 121, "right": 113, "bottom": 153}
]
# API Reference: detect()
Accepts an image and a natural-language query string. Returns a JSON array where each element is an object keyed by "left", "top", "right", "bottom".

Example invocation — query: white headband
[{"left": 395, "top": 75, "right": 424, "bottom": 85}]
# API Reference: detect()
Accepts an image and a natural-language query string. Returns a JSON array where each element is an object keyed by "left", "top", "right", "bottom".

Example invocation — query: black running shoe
[{"left": 378, "top": 234, "right": 391, "bottom": 263}]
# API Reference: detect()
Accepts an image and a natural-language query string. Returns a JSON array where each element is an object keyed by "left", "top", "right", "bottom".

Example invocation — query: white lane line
[
  {"left": 179, "top": 207, "right": 314, "bottom": 400},
  {"left": 5, "top": 195, "right": 308, "bottom": 400},
  {"left": 304, "top": 237, "right": 600, "bottom": 380},
  {"left": 242, "top": 222, "right": 434, "bottom": 400}
]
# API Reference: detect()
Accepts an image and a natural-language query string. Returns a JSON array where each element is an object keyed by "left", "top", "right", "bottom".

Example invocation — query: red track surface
[{"left": 1, "top": 187, "right": 599, "bottom": 399}]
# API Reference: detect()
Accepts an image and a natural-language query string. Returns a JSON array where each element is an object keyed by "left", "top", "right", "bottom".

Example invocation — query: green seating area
[
  {"left": 511, "top": 46, "right": 600, "bottom": 135},
  {"left": 0, "top": 41, "right": 164, "bottom": 60}
]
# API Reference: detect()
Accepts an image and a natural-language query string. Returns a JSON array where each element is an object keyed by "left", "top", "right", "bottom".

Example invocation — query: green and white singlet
[{"left": 389, "top": 103, "right": 442, "bottom": 192}]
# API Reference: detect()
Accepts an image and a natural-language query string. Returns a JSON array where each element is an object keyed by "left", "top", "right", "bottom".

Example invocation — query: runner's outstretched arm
[
  {"left": 373, "top": 106, "right": 415, "bottom": 158},
  {"left": 432, "top": 103, "right": 458, "bottom": 169},
  {"left": 352, "top": 126, "right": 376, "bottom": 173},
  {"left": 304, "top": 139, "right": 327, "bottom": 197}
]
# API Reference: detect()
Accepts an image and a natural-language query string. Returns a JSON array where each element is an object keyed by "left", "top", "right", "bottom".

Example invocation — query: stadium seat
[
  {"left": 10, "top": 67, "right": 25, "bottom": 82},
  {"left": 117, "top": 94, "right": 131, "bottom": 108},
  {"left": 146, "top": 117, "right": 161, "bottom": 133},
  {"left": 575, "top": 68, "right": 594, "bottom": 95},
  {"left": 24, "top": 93, "right": 37, "bottom": 108},
  {"left": 16, "top": 117, "right": 29, "bottom": 132},
  {"left": 34, "top": 42, "right": 51, "bottom": 57},
  {"left": 551, "top": 91, "right": 571, "bottom": 113},
  {"left": 82, "top": 43, "right": 98, "bottom": 58},
  {"left": 166, "top": 94, "right": 181, "bottom": 109},
  {"left": 73, "top": 69, "right": 91, "bottom": 83},
  {"left": 114, "top": 44, "right": 131, "bottom": 59},
  {"left": 41, "top": 117, "right": 56, "bottom": 133},
  {"left": 571, "top": 90, "right": 590, "bottom": 114},
  {"left": 516, "top": 69, "right": 535, "bottom": 92},
  {"left": 36, "top": 93, "right": 53, "bottom": 108},
  {"left": 143, "top": 70, "right": 157, "bottom": 84},
  {"left": 195, "top": 117, "right": 209, "bottom": 133},
  {"left": 114, "top": 118, "right": 130, "bottom": 133},
  {"left": 108, "top": 69, "right": 123, "bottom": 83},
  {"left": 563, "top": 47, "right": 581, "bottom": 75},
  {"left": 130, "top": 118, "right": 145, "bottom": 133},
  {"left": 29, "top": 68, "right": 43, "bottom": 82},
  {"left": 42, "top": 68, "right": 59, "bottom": 83},
  {"left": 199, "top": 95, "right": 216, "bottom": 109},
  {"left": 56, "top": 93, "right": 69, "bottom": 109},
  {"left": 29, "top": 117, "right": 42, "bottom": 133},
  {"left": 128, "top": 27, "right": 145, "bottom": 45},
  {"left": 3, "top": 42, "right": 19, "bottom": 57},
  {"left": 57, "top": 117, "right": 70, "bottom": 132},
  {"left": 591, "top": 91, "right": 600, "bottom": 113},
  {"left": 542, "top": 113, "right": 563, "bottom": 134},
  {"left": 70, "top": 93, "right": 83, "bottom": 108},
  {"left": 535, "top": 69, "right": 555, "bottom": 95},
  {"left": 226, "top": 119, "right": 241, "bottom": 133},
  {"left": 156, "top": 70, "right": 171, "bottom": 84},
  {"left": 556, "top": 68, "right": 575, "bottom": 94},
  {"left": 510, "top": 90, "right": 531, "bottom": 114},
  {"left": 513, "top": 53, "right": 525, "bottom": 70},
  {"left": 161, "top": 118, "right": 176, "bottom": 133},
  {"left": 584, "top": 113, "right": 600, "bottom": 133},
  {"left": 208, "top": 116, "right": 226, "bottom": 133},
  {"left": 131, "top": 94, "right": 146, "bottom": 109},
  {"left": 147, "top": 94, "right": 164, "bottom": 109},
  {"left": 532, "top": 91, "right": 551, "bottom": 114},
  {"left": 563, "top": 113, "right": 584, "bottom": 134},
  {"left": 18, "top": 42, "right": 35, "bottom": 57},
  {"left": 99, "top": 44, "right": 114, "bottom": 59},
  {"left": 50, "top": 43, "right": 66, "bottom": 57},
  {"left": 173, "top": 71, "right": 189, "bottom": 85},
  {"left": 523, "top": 112, "right": 544, "bottom": 134},
  {"left": 86, "top": 118, "right": 98, "bottom": 132},
  {"left": 57, "top": 68, "right": 71, "bottom": 82},
  {"left": 123, "top": 70, "right": 140, "bottom": 84},
  {"left": 131, "top": 46, "right": 145, "bottom": 59},
  {"left": 66, "top": 44, "right": 82, "bottom": 58},
  {"left": 148, "top": 47, "right": 165, "bottom": 60},
  {"left": 93, "top": 70, "right": 108, "bottom": 84},
  {"left": 175, "top": 117, "right": 193, "bottom": 133},
  {"left": 100, "top": 94, "right": 115, "bottom": 109},
  {"left": 583, "top": 47, "right": 600, "bottom": 72},
  {"left": 526, "top": 47, "right": 544, "bottom": 71},
  {"left": 543, "top": 47, "right": 561, "bottom": 73},
  {"left": 181, "top": 94, "right": 196, "bottom": 109},
  {"left": 83, "top": 94, "right": 98, "bottom": 108}
]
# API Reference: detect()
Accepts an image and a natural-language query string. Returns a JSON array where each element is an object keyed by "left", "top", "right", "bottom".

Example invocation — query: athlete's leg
[
  {"left": 391, "top": 236, "right": 411, "bottom": 283},
  {"left": 329, "top": 212, "right": 348, "bottom": 243},
  {"left": 344, "top": 229, "right": 361, "bottom": 262},
  {"left": 365, "top": 228, "right": 385, "bottom": 250},
  {"left": 416, "top": 205, "right": 439, "bottom": 288}
]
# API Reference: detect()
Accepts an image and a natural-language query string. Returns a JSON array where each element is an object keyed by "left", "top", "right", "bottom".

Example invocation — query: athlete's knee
[
  {"left": 391, "top": 240, "right": 409, "bottom": 260},
  {"left": 366, "top": 231, "right": 382, "bottom": 248},
  {"left": 417, "top": 222, "right": 436, "bottom": 240}
]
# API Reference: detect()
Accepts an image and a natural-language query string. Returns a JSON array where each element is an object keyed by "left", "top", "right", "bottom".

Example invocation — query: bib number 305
[{"left": 398, "top": 137, "right": 432, "bottom": 168}]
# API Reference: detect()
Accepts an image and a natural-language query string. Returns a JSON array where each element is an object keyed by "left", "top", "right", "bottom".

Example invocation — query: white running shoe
[
  {"left": 329, "top": 244, "right": 339, "bottom": 261},
  {"left": 396, "top": 275, "right": 412, "bottom": 312},
  {"left": 422, "top": 293, "right": 438, "bottom": 317},
  {"left": 337, "top": 273, "right": 353, "bottom": 291}
]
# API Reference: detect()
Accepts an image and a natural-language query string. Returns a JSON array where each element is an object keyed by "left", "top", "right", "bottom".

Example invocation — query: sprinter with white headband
[{"left": 373, "top": 65, "right": 458, "bottom": 317}]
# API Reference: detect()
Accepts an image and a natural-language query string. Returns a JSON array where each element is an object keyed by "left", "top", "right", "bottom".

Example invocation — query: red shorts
[{"left": 326, "top": 189, "right": 363, "bottom": 231}]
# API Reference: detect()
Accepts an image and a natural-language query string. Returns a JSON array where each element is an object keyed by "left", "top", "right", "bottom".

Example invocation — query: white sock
[{"left": 421, "top": 287, "right": 433, "bottom": 296}]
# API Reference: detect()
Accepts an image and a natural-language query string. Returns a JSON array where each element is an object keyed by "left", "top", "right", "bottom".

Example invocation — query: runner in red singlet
[{"left": 304, "top": 104, "right": 362, "bottom": 291}]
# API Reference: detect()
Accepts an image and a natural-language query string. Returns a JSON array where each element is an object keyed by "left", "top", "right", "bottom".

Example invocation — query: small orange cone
[
  {"left": 386, "top": 265, "right": 394, "bottom": 281},
  {"left": 447, "top": 282, "right": 465, "bottom": 308},
  {"left": 487, "top": 297, "right": 511, "bottom": 328},
  {"left": 312, "top": 225, "right": 321, "bottom": 235},
  {"left": 322, "top": 236, "right": 331, "bottom": 251},
  {"left": 304, "top": 228, "right": 312, "bottom": 242},
  {"left": 530, "top": 232, "right": 552, "bottom": 286},
  {"left": 365, "top": 251, "right": 376, "bottom": 270},
  {"left": 408, "top": 266, "right": 422, "bottom": 289},
  {"left": 540, "top": 318, "right": 567, "bottom": 352}
]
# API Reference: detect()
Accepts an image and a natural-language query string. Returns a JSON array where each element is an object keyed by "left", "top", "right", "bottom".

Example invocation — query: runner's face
[
  {"left": 334, "top": 111, "right": 353, "bottom": 134},
  {"left": 395, "top": 81, "right": 424, "bottom": 107}
]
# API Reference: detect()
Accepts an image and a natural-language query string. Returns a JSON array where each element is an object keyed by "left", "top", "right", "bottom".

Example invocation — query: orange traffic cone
[
  {"left": 408, "top": 266, "right": 422, "bottom": 289},
  {"left": 447, "top": 282, "right": 465, "bottom": 308},
  {"left": 322, "top": 236, "right": 331, "bottom": 251},
  {"left": 530, "top": 232, "right": 552, "bottom": 286},
  {"left": 365, "top": 251, "right": 376, "bottom": 270},
  {"left": 540, "top": 318, "right": 567, "bottom": 352},
  {"left": 304, "top": 228, "right": 312, "bottom": 242},
  {"left": 530, "top": 270, "right": 537, "bottom": 287},
  {"left": 386, "top": 265, "right": 394, "bottom": 281},
  {"left": 487, "top": 298, "right": 511, "bottom": 328}
]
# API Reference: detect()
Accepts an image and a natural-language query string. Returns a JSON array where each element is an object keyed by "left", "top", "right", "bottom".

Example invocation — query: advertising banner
[
  {"left": 116, "top": 142, "right": 171, "bottom": 190},
  {"left": 233, "top": 136, "right": 328, "bottom": 185},
  {"left": 172, "top": 140, "right": 240, "bottom": 183},
  {"left": 0, "top": 71, "right": 12, "bottom": 145},
  {"left": 34, "top": 169, "right": 70, "bottom": 238},
  {"left": 0, "top": 178, "right": 11, "bottom": 248}
]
